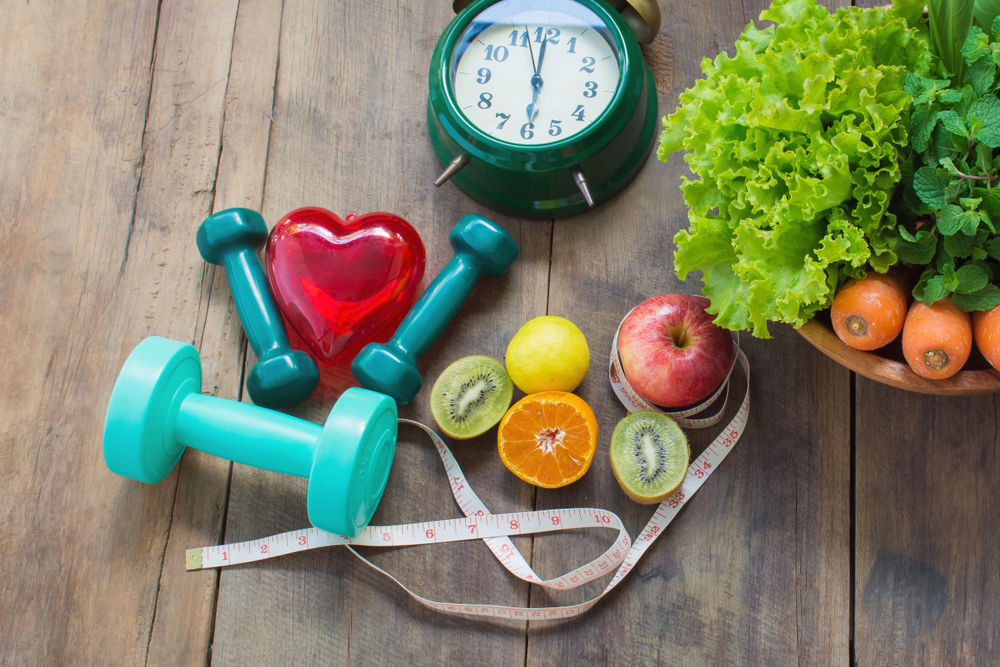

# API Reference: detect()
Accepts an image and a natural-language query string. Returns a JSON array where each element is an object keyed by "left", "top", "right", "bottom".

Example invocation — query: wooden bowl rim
[{"left": 797, "top": 318, "right": 1000, "bottom": 395}]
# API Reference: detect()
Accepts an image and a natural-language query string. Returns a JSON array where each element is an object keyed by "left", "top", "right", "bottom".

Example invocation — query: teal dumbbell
[
  {"left": 103, "top": 337, "right": 396, "bottom": 537},
  {"left": 352, "top": 214, "right": 518, "bottom": 404},
  {"left": 197, "top": 208, "right": 320, "bottom": 409}
]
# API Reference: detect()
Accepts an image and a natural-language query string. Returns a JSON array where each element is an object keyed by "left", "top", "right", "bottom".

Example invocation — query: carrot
[
  {"left": 972, "top": 306, "right": 1000, "bottom": 369},
  {"left": 901, "top": 298, "right": 973, "bottom": 380},
  {"left": 831, "top": 270, "right": 908, "bottom": 350}
]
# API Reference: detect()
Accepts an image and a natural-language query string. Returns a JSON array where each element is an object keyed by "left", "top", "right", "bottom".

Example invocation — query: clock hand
[
  {"left": 526, "top": 37, "right": 547, "bottom": 124},
  {"left": 525, "top": 25, "right": 537, "bottom": 74}
]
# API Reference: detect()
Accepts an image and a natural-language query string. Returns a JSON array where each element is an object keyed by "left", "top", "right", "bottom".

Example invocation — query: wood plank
[
  {"left": 0, "top": 1, "right": 159, "bottom": 663},
  {"left": 0, "top": 0, "right": 241, "bottom": 662},
  {"left": 527, "top": 0, "right": 851, "bottom": 663},
  {"left": 854, "top": 386, "right": 1000, "bottom": 665},
  {"left": 144, "top": 0, "right": 283, "bottom": 663},
  {"left": 209, "top": 1, "right": 551, "bottom": 663}
]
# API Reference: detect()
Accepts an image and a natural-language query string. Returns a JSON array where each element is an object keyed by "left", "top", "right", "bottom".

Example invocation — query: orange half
[{"left": 497, "top": 391, "right": 599, "bottom": 488}]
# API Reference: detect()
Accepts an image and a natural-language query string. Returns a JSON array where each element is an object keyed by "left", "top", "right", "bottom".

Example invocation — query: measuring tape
[{"left": 188, "top": 349, "right": 749, "bottom": 620}]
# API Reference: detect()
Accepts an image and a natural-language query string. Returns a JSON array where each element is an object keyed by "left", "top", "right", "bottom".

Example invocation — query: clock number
[
  {"left": 548, "top": 120, "right": 562, "bottom": 137},
  {"left": 478, "top": 92, "right": 493, "bottom": 109},
  {"left": 520, "top": 123, "right": 535, "bottom": 140},
  {"left": 495, "top": 112, "right": 510, "bottom": 129},
  {"left": 572, "top": 105, "right": 585, "bottom": 121},
  {"left": 477, "top": 68, "right": 491, "bottom": 84},
  {"left": 484, "top": 45, "right": 509, "bottom": 62},
  {"left": 583, "top": 81, "right": 598, "bottom": 98},
  {"left": 532, "top": 26, "right": 560, "bottom": 44},
  {"left": 508, "top": 29, "right": 529, "bottom": 47},
  {"left": 566, "top": 37, "right": 577, "bottom": 53},
  {"left": 580, "top": 57, "right": 596, "bottom": 73}
]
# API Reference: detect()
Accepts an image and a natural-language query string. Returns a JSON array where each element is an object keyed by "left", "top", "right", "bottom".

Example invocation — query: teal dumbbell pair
[
  {"left": 104, "top": 211, "right": 518, "bottom": 537},
  {"left": 198, "top": 208, "right": 518, "bottom": 407}
]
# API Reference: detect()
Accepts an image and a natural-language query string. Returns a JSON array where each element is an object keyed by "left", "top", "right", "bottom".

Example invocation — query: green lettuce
[{"left": 659, "top": 0, "right": 937, "bottom": 337}]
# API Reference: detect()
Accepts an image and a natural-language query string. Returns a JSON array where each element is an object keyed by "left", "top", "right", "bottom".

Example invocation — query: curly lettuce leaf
[{"left": 659, "top": 0, "right": 936, "bottom": 337}]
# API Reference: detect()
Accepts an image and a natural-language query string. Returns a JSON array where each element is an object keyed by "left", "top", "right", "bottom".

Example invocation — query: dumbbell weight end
[
  {"left": 351, "top": 214, "right": 518, "bottom": 405},
  {"left": 104, "top": 337, "right": 397, "bottom": 537},
  {"left": 197, "top": 208, "right": 320, "bottom": 408}
]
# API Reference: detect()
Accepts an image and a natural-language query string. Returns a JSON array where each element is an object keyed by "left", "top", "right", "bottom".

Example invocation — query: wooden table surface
[{"left": 3, "top": 0, "right": 998, "bottom": 664}]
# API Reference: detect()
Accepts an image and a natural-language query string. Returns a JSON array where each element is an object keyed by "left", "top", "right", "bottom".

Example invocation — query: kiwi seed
[
  {"left": 609, "top": 411, "right": 690, "bottom": 504},
  {"left": 430, "top": 355, "right": 514, "bottom": 440}
]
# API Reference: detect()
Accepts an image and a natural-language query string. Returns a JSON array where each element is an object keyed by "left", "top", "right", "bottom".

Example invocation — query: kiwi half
[
  {"left": 430, "top": 355, "right": 514, "bottom": 440},
  {"left": 609, "top": 411, "right": 690, "bottom": 504}
]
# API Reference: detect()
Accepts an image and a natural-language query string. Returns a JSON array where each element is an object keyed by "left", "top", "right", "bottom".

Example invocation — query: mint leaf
[
  {"left": 905, "top": 72, "right": 949, "bottom": 96},
  {"left": 922, "top": 274, "right": 956, "bottom": 304},
  {"left": 939, "top": 109, "right": 972, "bottom": 136},
  {"left": 974, "top": 185, "right": 1000, "bottom": 215},
  {"left": 975, "top": 142, "right": 996, "bottom": 173},
  {"left": 981, "top": 209, "right": 996, "bottom": 232},
  {"left": 945, "top": 229, "right": 978, "bottom": 255},
  {"left": 964, "top": 25, "right": 991, "bottom": 61},
  {"left": 956, "top": 263, "right": 990, "bottom": 290},
  {"left": 937, "top": 204, "right": 967, "bottom": 234},
  {"left": 914, "top": 167, "right": 950, "bottom": 207},
  {"left": 985, "top": 235, "right": 1000, "bottom": 259},
  {"left": 945, "top": 178, "right": 969, "bottom": 203},
  {"left": 910, "top": 104, "right": 940, "bottom": 153},
  {"left": 941, "top": 156, "right": 964, "bottom": 176},
  {"left": 952, "top": 283, "right": 1000, "bottom": 309},
  {"left": 970, "top": 94, "right": 1000, "bottom": 146},
  {"left": 940, "top": 88, "right": 968, "bottom": 104},
  {"left": 897, "top": 227, "right": 939, "bottom": 263},
  {"left": 965, "top": 56, "right": 997, "bottom": 93}
]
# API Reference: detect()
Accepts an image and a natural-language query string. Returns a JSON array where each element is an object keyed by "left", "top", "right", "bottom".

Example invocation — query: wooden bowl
[{"left": 797, "top": 310, "right": 1000, "bottom": 395}]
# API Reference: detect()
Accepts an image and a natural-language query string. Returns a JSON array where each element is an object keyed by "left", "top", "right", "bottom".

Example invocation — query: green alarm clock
[{"left": 428, "top": 0, "right": 660, "bottom": 218}]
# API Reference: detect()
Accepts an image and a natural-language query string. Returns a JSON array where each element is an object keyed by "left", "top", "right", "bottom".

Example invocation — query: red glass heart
[{"left": 265, "top": 207, "right": 425, "bottom": 365}]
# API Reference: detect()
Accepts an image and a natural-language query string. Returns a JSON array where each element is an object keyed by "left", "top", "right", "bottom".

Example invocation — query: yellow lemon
[{"left": 505, "top": 316, "right": 590, "bottom": 394}]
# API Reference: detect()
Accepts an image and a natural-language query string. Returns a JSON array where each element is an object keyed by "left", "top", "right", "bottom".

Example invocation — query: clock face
[{"left": 450, "top": 0, "right": 622, "bottom": 146}]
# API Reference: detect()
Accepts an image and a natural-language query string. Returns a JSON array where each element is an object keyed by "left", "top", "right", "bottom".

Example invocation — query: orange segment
[{"left": 497, "top": 391, "right": 599, "bottom": 488}]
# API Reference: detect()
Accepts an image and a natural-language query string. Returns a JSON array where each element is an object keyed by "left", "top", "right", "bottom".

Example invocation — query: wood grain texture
[
  {"left": 144, "top": 0, "right": 283, "bottom": 663},
  {"left": 527, "top": 0, "right": 851, "bottom": 664},
  {"left": 0, "top": 1, "right": 160, "bottom": 663},
  {"left": 855, "top": 385, "right": 1000, "bottom": 665},
  {"left": 208, "top": 1, "right": 551, "bottom": 664},
  {"left": 0, "top": 0, "right": 239, "bottom": 663}
]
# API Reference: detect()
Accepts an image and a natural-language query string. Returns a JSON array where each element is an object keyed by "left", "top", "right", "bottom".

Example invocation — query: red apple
[{"left": 617, "top": 294, "right": 734, "bottom": 408}]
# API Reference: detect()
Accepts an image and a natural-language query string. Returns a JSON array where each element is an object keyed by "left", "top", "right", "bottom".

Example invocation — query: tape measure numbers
[{"left": 188, "top": 349, "right": 750, "bottom": 620}]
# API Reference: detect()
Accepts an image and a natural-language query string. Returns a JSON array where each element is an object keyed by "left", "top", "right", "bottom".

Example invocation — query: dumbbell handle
[
  {"left": 219, "top": 247, "right": 289, "bottom": 361},
  {"left": 391, "top": 254, "right": 481, "bottom": 362},
  {"left": 174, "top": 393, "right": 318, "bottom": 478}
]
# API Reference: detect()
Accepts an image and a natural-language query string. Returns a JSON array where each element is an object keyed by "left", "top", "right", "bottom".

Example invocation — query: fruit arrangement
[
  {"left": 657, "top": 0, "right": 1000, "bottom": 387},
  {"left": 430, "top": 296, "right": 740, "bottom": 503},
  {"left": 430, "top": 315, "right": 605, "bottom": 490}
]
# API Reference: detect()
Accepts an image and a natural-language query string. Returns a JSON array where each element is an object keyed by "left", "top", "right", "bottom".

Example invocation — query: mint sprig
[{"left": 904, "top": 20, "right": 1000, "bottom": 312}]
